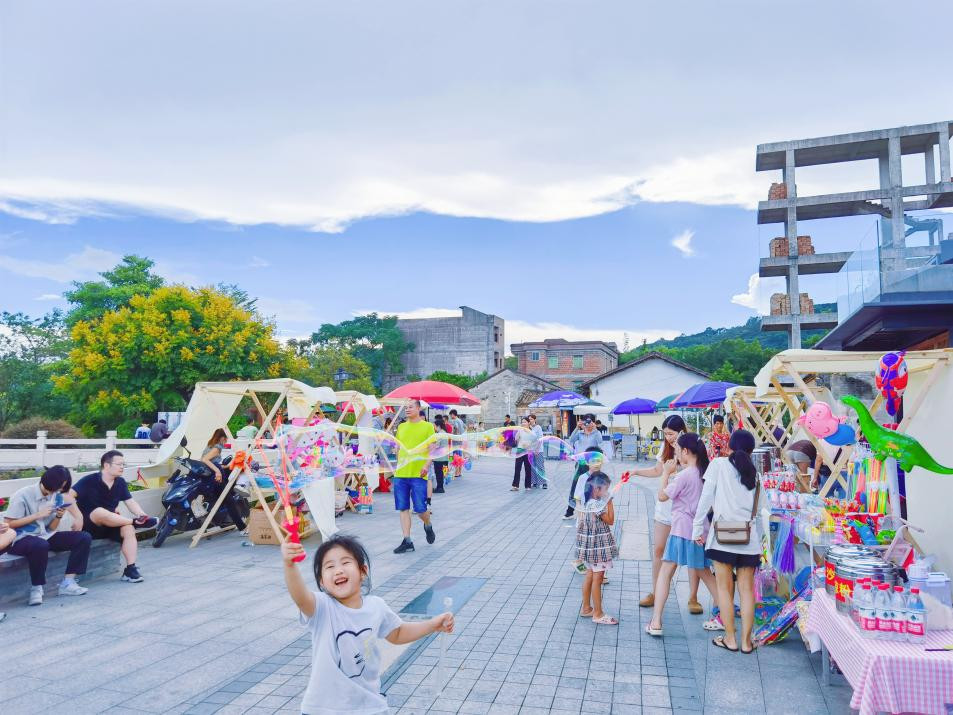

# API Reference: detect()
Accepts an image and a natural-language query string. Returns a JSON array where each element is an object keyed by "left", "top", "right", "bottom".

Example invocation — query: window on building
[
  {"left": 573, "top": 355, "right": 583, "bottom": 369},
  {"left": 548, "top": 356, "right": 558, "bottom": 369},
  {"left": 530, "top": 351, "right": 540, "bottom": 361},
  {"left": 494, "top": 326, "right": 500, "bottom": 343},
  {"left": 494, "top": 352, "right": 500, "bottom": 368}
]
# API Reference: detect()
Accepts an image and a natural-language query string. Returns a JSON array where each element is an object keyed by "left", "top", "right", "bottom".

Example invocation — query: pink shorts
[{"left": 586, "top": 561, "right": 613, "bottom": 572}]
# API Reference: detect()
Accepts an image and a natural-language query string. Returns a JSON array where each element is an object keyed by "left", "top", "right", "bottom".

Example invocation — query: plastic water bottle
[
  {"left": 890, "top": 586, "right": 908, "bottom": 641},
  {"left": 905, "top": 587, "right": 927, "bottom": 644},
  {"left": 856, "top": 583, "right": 878, "bottom": 638},
  {"left": 875, "top": 584, "right": 893, "bottom": 640}
]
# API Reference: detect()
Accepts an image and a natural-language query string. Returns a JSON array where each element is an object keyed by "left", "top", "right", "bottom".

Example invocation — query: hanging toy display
[
  {"left": 840, "top": 395, "right": 953, "bottom": 474},
  {"left": 797, "top": 402, "right": 845, "bottom": 439},
  {"left": 875, "top": 351, "right": 908, "bottom": 417}
]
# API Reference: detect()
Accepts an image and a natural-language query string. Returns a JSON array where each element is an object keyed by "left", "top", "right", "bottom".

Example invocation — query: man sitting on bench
[
  {"left": 72, "top": 450, "right": 157, "bottom": 584},
  {"left": 2, "top": 466, "right": 92, "bottom": 606}
]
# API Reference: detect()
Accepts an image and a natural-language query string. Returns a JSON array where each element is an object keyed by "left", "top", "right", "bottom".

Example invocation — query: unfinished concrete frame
[{"left": 757, "top": 121, "right": 953, "bottom": 348}]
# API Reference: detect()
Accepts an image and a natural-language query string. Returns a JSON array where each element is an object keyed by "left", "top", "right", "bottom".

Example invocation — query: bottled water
[
  {"left": 856, "top": 583, "right": 878, "bottom": 638},
  {"left": 890, "top": 586, "right": 907, "bottom": 641},
  {"left": 905, "top": 587, "right": 927, "bottom": 644},
  {"left": 875, "top": 584, "right": 893, "bottom": 640}
]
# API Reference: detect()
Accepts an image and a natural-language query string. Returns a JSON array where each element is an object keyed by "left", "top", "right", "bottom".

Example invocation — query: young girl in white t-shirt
[{"left": 281, "top": 535, "right": 453, "bottom": 715}]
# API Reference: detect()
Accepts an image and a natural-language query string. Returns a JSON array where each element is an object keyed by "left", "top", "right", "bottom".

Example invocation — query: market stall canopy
[
  {"left": 611, "top": 398, "right": 658, "bottom": 415},
  {"left": 571, "top": 403, "right": 611, "bottom": 415},
  {"left": 528, "top": 390, "right": 589, "bottom": 408},
  {"left": 428, "top": 403, "right": 482, "bottom": 415},
  {"left": 672, "top": 381, "right": 737, "bottom": 408},
  {"left": 655, "top": 393, "right": 681, "bottom": 410},
  {"left": 142, "top": 379, "right": 338, "bottom": 478},
  {"left": 384, "top": 380, "right": 481, "bottom": 406}
]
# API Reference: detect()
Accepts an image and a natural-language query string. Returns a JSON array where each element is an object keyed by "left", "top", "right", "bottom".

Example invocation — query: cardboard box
[{"left": 246, "top": 507, "right": 312, "bottom": 545}]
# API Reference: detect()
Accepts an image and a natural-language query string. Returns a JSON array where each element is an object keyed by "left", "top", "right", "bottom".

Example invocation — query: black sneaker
[
  {"left": 424, "top": 524, "right": 436, "bottom": 544},
  {"left": 433, "top": 487, "right": 445, "bottom": 493},
  {"left": 121, "top": 564, "right": 144, "bottom": 583},
  {"left": 393, "top": 539, "right": 415, "bottom": 554},
  {"left": 133, "top": 515, "right": 158, "bottom": 529}
]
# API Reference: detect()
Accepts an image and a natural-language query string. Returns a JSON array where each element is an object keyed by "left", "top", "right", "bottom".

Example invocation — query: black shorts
[
  {"left": 83, "top": 520, "right": 123, "bottom": 543},
  {"left": 704, "top": 548, "right": 761, "bottom": 569}
]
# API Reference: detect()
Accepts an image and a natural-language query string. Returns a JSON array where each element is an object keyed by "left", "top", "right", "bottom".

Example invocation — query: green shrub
[
  {"left": 1, "top": 417, "right": 84, "bottom": 439},
  {"left": 116, "top": 418, "right": 140, "bottom": 439}
]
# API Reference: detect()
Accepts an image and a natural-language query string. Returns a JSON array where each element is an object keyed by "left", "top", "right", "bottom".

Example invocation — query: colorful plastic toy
[
  {"left": 797, "top": 401, "right": 845, "bottom": 439},
  {"left": 876, "top": 351, "right": 908, "bottom": 417},
  {"left": 841, "top": 395, "right": 953, "bottom": 474}
]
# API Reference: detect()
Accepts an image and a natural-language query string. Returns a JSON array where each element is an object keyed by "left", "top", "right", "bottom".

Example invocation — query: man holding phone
[{"left": 2, "top": 466, "right": 92, "bottom": 606}]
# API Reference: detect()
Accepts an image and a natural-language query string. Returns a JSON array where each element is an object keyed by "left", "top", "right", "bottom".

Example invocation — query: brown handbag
[{"left": 713, "top": 482, "right": 760, "bottom": 546}]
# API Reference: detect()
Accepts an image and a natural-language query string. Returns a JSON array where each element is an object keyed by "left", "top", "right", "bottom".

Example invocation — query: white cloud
[
  {"left": 35, "top": 293, "right": 62, "bottom": 301},
  {"left": 731, "top": 273, "right": 786, "bottom": 313},
  {"left": 0, "top": 245, "right": 120, "bottom": 283},
  {"left": 256, "top": 297, "right": 320, "bottom": 325},
  {"left": 670, "top": 229, "right": 695, "bottom": 257},
  {"left": 1, "top": 2, "right": 947, "bottom": 229},
  {"left": 248, "top": 256, "right": 270, "bottom": 269}
]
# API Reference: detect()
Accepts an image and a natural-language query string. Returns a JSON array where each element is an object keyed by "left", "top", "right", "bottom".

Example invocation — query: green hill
[
  {"left": 618, "top": 303, "right": 836, "bottom": 384},
  {"left": 634, "top": 303, "right": 835, "bottom": 352}
]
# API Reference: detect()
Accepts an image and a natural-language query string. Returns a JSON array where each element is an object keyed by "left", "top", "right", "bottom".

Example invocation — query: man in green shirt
[
  {"left": 235, "top": 416, "right": 258, "bottom": 440},
  {"left": 393, "top": 399, "right": 436, "bottom": 553}
]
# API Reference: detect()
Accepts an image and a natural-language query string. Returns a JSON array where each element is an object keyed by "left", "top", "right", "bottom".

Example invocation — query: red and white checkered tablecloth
[{"left": 806, "top": 589, "right": 953, "bottom": 715}]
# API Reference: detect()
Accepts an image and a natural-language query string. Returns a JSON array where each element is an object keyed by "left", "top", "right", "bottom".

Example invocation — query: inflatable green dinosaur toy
[{"left": 840, "top": 395, "right": 953, "bottom": 474}]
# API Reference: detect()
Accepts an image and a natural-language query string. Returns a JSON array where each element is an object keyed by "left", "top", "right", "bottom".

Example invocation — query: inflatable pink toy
[{"left": 797, "top": 401, "right": 845, "bottom": 439}]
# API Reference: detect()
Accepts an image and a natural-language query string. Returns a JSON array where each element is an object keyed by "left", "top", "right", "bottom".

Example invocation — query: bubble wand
[
  {"left": 256, "top": 438, "right": 306, "bottom": 563},
  {"left": 437, "top": 597, "right": 453, "bottom": 696}
]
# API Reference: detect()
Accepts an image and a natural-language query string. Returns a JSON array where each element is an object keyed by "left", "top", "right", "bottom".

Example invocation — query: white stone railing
[{"left": 0, "top": 430, "right": 161, "bottom": 472}]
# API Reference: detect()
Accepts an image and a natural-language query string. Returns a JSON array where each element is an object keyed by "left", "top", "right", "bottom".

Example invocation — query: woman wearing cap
[{"left": 627, "top": 415, "right": 704, "bottom": 615}]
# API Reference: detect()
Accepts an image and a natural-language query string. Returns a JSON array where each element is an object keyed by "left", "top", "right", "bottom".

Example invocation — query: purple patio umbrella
[
  {"left": 671, "top": 381, "right": 737, "bottom": 409},
  {"left": 611, "top": 397, "right": 657, "bottom": 436},
  {"left": 528, "top": 390, "right": 589, "bottom": 408}
]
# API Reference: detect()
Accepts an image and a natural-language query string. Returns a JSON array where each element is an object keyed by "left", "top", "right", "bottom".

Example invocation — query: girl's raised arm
[
  {"left": 281, "top": 541, "right": 317, "bottom": 617},
  {"left": 600, "top": 499, "right": 615, "bottom": 526}
]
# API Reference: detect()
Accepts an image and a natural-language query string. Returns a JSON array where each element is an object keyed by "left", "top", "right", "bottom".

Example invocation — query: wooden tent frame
[
  {"left": 753, "top": 349, "right": 953, "bottom": 498},
  {"left": 189, "top": 382, "right": 323, "bottom": 547}
]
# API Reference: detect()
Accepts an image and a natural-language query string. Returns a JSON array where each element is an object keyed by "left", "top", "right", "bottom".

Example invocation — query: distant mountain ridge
[{"left": 638, "top": 303, "right": 835, "bottom": 352}]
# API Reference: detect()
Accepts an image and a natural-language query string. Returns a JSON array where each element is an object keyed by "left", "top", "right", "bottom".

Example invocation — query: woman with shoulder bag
[{"left": 691, "top": 429, "right": 761, "bottom": 654}]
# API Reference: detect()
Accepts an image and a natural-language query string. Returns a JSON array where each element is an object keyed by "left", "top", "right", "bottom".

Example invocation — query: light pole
[{"left": 334, "top": 367, "right": 352, "bottom": 391}]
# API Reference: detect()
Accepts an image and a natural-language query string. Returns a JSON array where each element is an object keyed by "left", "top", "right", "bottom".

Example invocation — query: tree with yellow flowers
[{"left": 55, "top": 285, "right": 303, "bottom": 431}]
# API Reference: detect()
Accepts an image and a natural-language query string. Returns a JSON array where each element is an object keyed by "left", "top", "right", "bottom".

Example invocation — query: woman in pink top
[{"left": 646, "top": 433, "right": 719, "bottom": 636}]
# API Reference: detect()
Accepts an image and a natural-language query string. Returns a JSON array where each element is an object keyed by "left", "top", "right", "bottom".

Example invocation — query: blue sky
[{"left": 1, "top": 1, "right": 951, "bottom": 350}]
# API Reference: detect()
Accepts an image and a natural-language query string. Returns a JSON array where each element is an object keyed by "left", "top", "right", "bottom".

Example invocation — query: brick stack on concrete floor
[
  {"left": 0, "top": 538, "right": 121, "bottom": 607},
  {"left": 768, "top": 182, "right": 788, "bottom": 200},
  {"left": 770, "top": 293, "right": 792, "bottom": 316},
  {"left": 800, "top": 293, "right": 815, "bottom": 315},
  {"left": 797, "top": 235, "right": 815, "bottom": 255}
]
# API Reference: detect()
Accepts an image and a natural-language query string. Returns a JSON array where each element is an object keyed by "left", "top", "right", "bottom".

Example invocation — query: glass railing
[{"left": 836, "top": 221, "right": 953, "bottom": 324}]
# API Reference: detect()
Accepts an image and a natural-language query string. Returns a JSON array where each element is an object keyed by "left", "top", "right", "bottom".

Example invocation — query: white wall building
[{"left": 580, "top": 352, "right": 710, "bottom": 417}]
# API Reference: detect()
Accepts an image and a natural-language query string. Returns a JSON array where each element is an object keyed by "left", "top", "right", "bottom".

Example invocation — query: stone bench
[{"left": 0, "top": 538, "right": 122, "bottom": 607}]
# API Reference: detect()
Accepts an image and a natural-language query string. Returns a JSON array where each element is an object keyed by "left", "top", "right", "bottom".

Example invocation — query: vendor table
[{"left": 805, "top": 589, "right": 953, "bottom": 715}]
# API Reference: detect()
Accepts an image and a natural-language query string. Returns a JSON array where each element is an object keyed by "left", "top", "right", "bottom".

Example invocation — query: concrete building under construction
[{"left": 756, "top": 121, "right": 953, "bottom": 349}]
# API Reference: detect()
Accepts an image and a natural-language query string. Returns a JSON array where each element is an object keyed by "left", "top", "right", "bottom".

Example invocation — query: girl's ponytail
[
  {"left": 728, "top": 429, "right": 757, "bottom": 490},
  {"left": 676, "top": 432, "right": 709, "bottom": 479}
]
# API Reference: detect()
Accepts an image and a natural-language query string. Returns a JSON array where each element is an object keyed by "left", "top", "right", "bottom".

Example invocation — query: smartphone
[{"left": 56, "top": 502, "right": 73, "bottom": 510}]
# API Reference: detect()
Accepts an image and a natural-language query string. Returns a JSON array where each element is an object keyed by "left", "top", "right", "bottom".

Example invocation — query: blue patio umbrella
[
  {"left": 528, "top": 390, "right": 589, "bottom": 408},
  {"left": 611, "top": 397, "right": 657, "bottom": 437},
  {"left": 671, "top": 381, "right": 738, "bottom": 409},
  {"left": 610, "top": 398, "right": 657, "bottom": 415}
]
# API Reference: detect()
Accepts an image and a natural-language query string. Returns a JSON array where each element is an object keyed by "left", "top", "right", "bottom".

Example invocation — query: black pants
[
  {"left": 4, "top": 532, "right": 92, "bottom": 586},
  {"left": 433, "top": 461, "right": 447, "bottom": 490},
  {"left": 209, "top": 479, "right": 247, "bottom": 531},
  {"left": 512, "top": 455, "right": 531, "bottom": 488},
  {"left": 564, "top": 463, "right": 589, "bottom": 516}
]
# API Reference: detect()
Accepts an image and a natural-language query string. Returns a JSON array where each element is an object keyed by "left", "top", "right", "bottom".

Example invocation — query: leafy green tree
[
  {"left": 63, "top": 255, "right": 164, "bottom": 325},
  {"left": 310, "top": 313, "right": 413, "bottom": 389},
  {"left": 619, "top": 338, "right": 778, "bottom": 386},
  {"left": 287, "top": 343, "right": 375, "bottom": 393},
  {"left": 503, "top": 356, "right": 518, "bottom": 370},
  {"left": 426, "top": 370, "right": 488, "bottom": 390},
  {"left": 0, "top": 310, "right": 72, "bottom": 430},
  {"left": 54, "top": 285, "right": 300, "bottom": 431}
]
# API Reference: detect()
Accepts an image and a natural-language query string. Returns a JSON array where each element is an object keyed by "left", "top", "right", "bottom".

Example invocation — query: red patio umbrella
[{"left": 385, "top": 380, "right": 481, "bottom": 406}]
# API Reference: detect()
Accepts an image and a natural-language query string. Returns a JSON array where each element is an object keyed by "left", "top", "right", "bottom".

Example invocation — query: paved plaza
[{"left": 3, "top": 458, "right": 852, "bottom": 714}]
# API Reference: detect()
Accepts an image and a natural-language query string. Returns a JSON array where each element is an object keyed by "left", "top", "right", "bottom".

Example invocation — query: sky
[{"left": 1, "top": 1, "right": 951, "bottom": 352}]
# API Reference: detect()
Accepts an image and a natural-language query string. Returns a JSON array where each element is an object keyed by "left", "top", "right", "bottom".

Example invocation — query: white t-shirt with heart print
[{"left": 300, "top": 590, "right": 403, "bottom": 714}]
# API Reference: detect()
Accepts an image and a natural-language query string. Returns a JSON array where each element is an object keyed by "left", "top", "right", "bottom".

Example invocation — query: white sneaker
[
  {"left": 59, "top": 580, "right": 89, "bottom": 596},
  {"left": 28, "top": 586, "right": 43, "bottom": 606}
]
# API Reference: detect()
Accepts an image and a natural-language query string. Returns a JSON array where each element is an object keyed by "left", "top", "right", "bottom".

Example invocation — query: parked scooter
[{"left": 153, "top": 439, "right": 251, "bottom": 548}]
